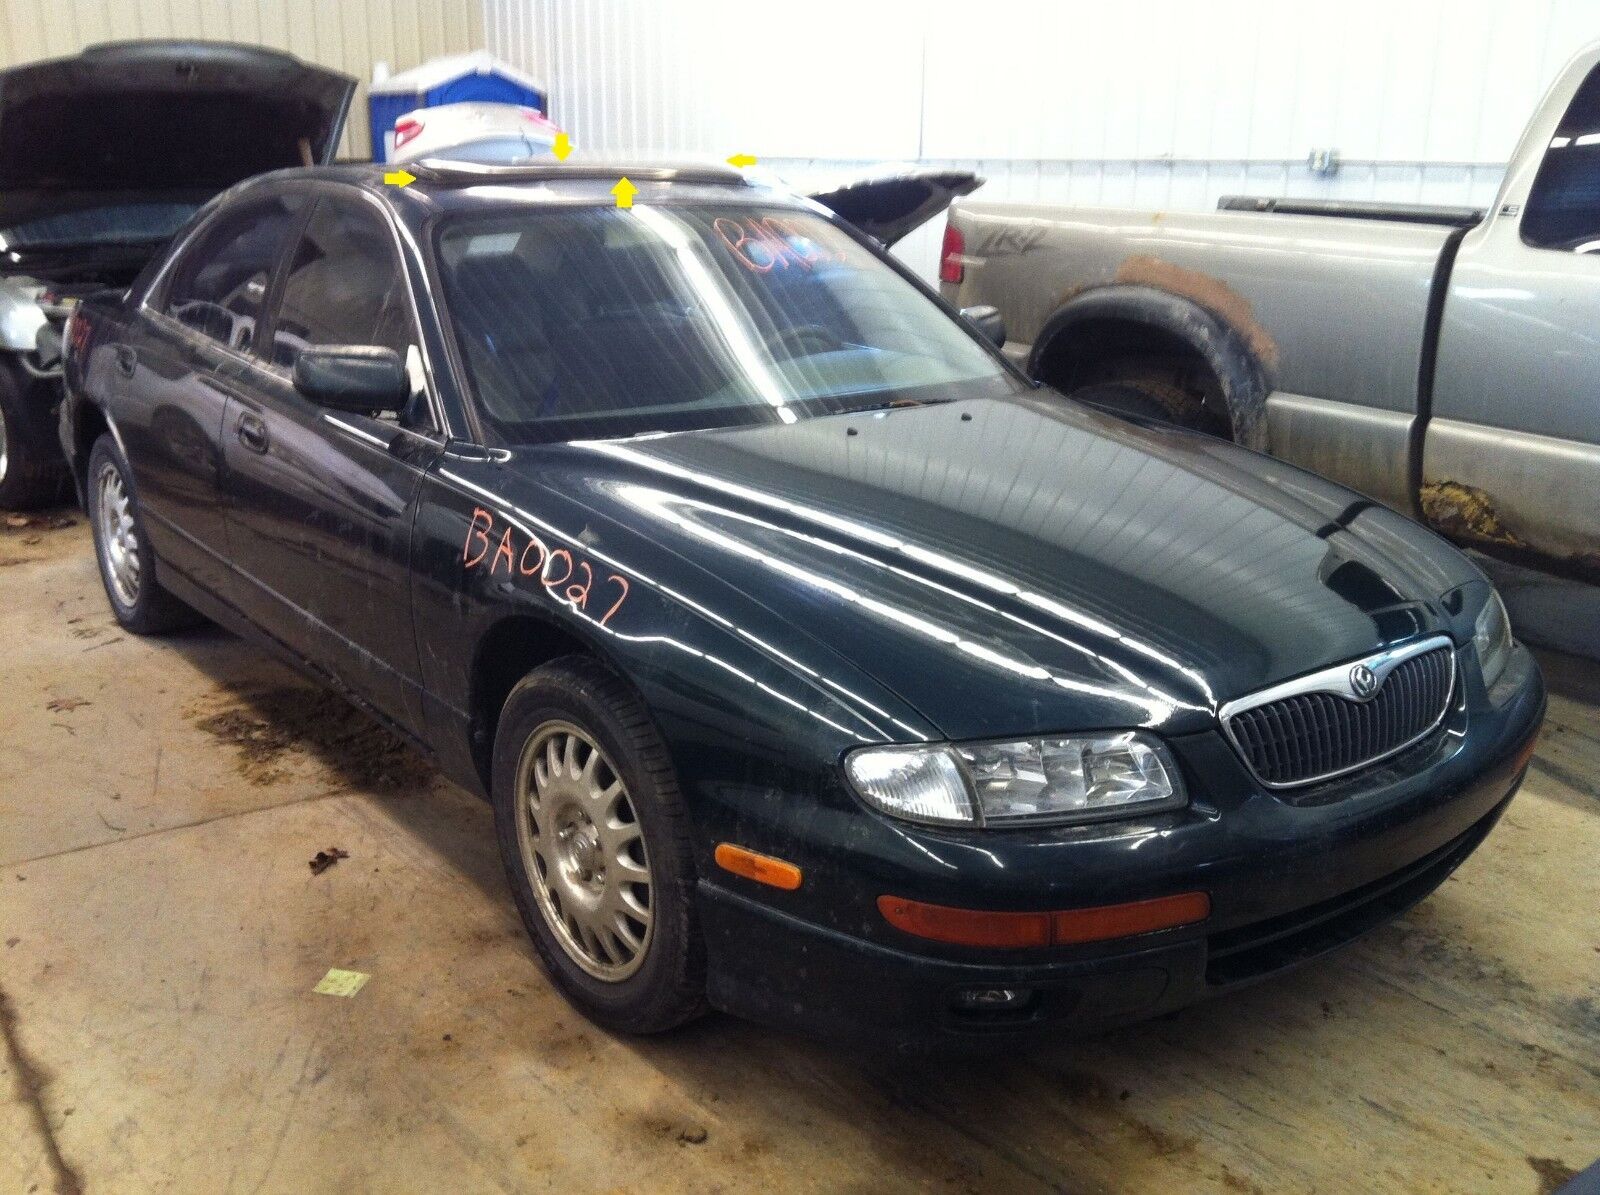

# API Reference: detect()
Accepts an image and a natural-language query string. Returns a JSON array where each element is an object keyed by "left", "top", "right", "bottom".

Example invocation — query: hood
[
  {"left": 0, "top": 41, "right": 354, "bottom": 230},
  {"left": 533, "top": 395, "right": 1481, "bottom": 742},
  {"left": 806, "top": 166, "right": 982, "bottom": 247}
]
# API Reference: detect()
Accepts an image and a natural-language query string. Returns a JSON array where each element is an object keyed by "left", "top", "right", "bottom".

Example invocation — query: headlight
[
  {"left": 846, "top": 731, "right": 1185, "bottom": 827},
  {"left": 1473, "top": 590, "right": 1513, "bottom": 687}
]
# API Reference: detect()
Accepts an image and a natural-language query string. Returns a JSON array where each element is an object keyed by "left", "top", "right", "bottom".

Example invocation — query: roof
[
  {"left": 237, "top": 160, "right": 808, "bottom": 221},
  {"left": 400, "top": 157, "right": 753, "bottom": 188},
  {"left": 369, "top": 50, "right": 545, "bottom": 97}
]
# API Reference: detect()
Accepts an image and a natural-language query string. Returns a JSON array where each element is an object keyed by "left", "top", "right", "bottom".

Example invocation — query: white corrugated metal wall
[
  {"left": 0, "top": 0, "right": 485, "bottom": 160},
  {"left": 483, "top": 0, "right": 1600, "bottom": 275}
]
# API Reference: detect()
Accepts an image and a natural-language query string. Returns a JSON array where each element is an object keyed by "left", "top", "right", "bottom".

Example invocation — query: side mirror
[
  {"left": 293, "top": 345, "right": 407, "bottom": 413},
  {"left": 961, "top": 304, "right": 1006, "bottom": 349}
]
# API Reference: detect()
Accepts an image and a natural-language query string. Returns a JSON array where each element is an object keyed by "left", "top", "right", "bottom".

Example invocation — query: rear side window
[
  {"left": 269, "top": 198, "right": 415, "bottom": 369},
  {"left": 161, "top": 195, "right": 304, "bottom": 352},
  {"left": 1523, "top": 63, "right": 1600, "bottom": 251}
]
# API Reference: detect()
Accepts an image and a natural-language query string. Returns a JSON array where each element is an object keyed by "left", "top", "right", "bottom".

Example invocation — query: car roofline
[
  {"left": 402, "top": 158, "right": 754, "bottom": 189},
  {"left": 232, "top": 161, "right": 773, "bottom": 209}
]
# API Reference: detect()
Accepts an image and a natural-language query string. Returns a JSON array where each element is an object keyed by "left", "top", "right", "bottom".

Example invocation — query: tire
[
  {"left": 1069, "top": 378, "right": 1220, "bottom": 435},
  {"left": 0, "top": 363, "right": 65, "bottom": 510},
  {"left": 86, "top": 435, "right": 201, "bottom": 634},
  {"left": 492, "top": 655, "right": 706, "bottom": 1034}
]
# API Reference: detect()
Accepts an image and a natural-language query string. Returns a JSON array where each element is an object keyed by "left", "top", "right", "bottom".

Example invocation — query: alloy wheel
[
  {"left": 515, "top": 720, "right": 655, "bottom": 981},
  {"left": 95, "top": 460, "right": 140, "bottom": 607}
]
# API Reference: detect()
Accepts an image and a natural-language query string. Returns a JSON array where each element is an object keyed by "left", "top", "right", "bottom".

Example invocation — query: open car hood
[
  {"left": 0, "top": 41, "right": 354, "bottom": 230},
  {"left": 806, "top": 165, "right": 982, "bottom": 247}
]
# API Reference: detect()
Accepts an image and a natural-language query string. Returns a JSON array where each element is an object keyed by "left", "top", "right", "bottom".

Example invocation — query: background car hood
[
  {"left": 0, "top": 40, "right": 354, "bottom": 229},
  {"left": 529, "top": 394, "right": 1481, "bottom": 741},
  {"left": 805, "top": 166, "right": 982, "bottom": 247}
]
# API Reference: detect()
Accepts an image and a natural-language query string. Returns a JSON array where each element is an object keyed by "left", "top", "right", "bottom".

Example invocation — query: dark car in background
[
  {"left": 0, "top": 39, "right": 352, "bottom": 507},
  {"left": 61, "top": 160, "right": 1545, "bottom": 1050}
]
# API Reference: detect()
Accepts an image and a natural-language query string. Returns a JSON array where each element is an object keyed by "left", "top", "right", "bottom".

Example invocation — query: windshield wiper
[{"left": 842, "top": 397, "right": 956, "bottom": 415}]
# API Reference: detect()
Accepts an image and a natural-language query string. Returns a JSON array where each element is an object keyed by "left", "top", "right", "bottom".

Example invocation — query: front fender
[{"left": 413, "top": 459, "right": 941, "bottom": 872}]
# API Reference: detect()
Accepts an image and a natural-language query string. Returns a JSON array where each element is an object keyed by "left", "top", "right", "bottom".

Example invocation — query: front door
[
  {"left": 1430, "top": 55, "right": 1600, "bottom": 571},
  {"left": 220, "top": 192, "right": 442, "bottom": 733}
]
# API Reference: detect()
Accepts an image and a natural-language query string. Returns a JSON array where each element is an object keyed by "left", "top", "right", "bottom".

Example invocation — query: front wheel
[
  {"left": 492, "top": 656, "right": 705, "bottom": 1034},
  {"left": 86, "top": 435, "right": 201, "bottom": 634}
]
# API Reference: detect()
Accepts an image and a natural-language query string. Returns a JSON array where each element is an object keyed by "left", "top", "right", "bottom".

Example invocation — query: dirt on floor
[{"left": 189, "top": 687, "right": 430, "bottom": 792}]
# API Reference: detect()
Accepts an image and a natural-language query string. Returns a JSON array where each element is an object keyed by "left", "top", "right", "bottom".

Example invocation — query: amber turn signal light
[
  {"left": 877, "top": 891, "right": 1210, "bottom": 948},
  {"left": 714, "top": 843, "right": 803, "bottom": 890}
]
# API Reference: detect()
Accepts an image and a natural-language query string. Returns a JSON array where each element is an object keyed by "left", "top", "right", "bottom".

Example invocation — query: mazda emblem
[{"left": 1349, "top": 663, "right": 1379, "bottom": 699}]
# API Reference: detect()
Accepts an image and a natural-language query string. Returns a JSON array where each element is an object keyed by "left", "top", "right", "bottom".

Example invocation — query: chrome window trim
[
  {"left": 1217, "top": 634, "right": 1458, "bottom": 790},
  {"left": 321, "top": 413, "right": 392, "bottom": 449}
]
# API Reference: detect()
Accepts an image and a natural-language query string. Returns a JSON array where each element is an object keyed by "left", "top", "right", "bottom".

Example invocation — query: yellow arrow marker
[
  {"left": 383, "top": 169, "right": 416, "bottom": 187},
  {"left": 726, "top": 153, "right": 758, "bottom": 168},
  {"left": 612, "top": 177, "right": 638, "bottom": 209},
  {"left": 552, "top": 132, "right": 573, "bottom": 161}
]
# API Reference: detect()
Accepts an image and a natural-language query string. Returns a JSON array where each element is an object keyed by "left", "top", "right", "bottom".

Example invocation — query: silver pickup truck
[{"left": 943, "top": 41, "right": 1600, "bottom": 583}]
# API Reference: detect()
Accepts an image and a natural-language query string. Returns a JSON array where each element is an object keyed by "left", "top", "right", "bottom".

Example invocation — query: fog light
[{"left": 954, "top": 987, "right": 1031, "bottom": 1010}]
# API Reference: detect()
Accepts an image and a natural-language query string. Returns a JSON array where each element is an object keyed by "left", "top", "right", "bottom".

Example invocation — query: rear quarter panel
[{"left": 60, "top": 293, "right": 131, "bottom": 478}]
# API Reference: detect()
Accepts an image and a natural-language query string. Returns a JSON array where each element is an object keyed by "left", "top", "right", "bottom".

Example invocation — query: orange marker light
[
  {"left": 877, "top": 892, "right": 1209, "bottom": 948},
  {"left": 715, "top": 843, "right": 803, "bottom": 891},
  {"left": 876, "top": 897, "right": 1051, "bottom": 948},
  {"left": 1050, "top": 891, "right": 1211, "bottom": 944}
]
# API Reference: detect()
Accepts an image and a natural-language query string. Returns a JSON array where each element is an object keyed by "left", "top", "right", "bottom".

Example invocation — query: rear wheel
[
  {"left": 493, "top": 656, "right": 705, "bottom": 1034},
  {"left": 0, "top": 363, "right": 65, "bottom": 509},
  {"left": 86, "top": 435, "right": 201, "bottom": 634}
]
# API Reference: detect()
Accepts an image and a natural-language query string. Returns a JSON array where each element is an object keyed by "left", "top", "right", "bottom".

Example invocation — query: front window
[
  {"left": 435, "top": 204, "right": 1016, "bottom": 443},
  {"left": 271, "top": 198, "right": 416, "bottom": 368}
]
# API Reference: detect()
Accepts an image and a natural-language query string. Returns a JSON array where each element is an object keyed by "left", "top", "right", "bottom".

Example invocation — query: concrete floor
[{"left": 2, "top": 512, "right": 1597, "bottom": 1195}]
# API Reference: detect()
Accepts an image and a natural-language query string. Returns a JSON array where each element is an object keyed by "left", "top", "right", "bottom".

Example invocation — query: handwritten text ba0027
[{"left": 462, "top": 507, "right": 631, "bottom": 627}]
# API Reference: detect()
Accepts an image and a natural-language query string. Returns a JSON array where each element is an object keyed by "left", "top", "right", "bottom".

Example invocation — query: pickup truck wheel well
[
  {"left": 469, "top": 615, "right": 622, "bottom": 791},
  {"left": 1030, "top": 287, "right": 1271, "bottom": 449}
]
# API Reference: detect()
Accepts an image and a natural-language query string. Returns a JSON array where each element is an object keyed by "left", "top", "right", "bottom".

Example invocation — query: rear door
[
  {"left": 118, "top": 192, "right": 306, "bottom": 595},
  {"left": 221, "top": 190, "right": 442, "bottom": 733}
]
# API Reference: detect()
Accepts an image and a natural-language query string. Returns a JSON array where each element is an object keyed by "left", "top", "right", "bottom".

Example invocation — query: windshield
[
  {"left": 0, "top": 202, "right": 199, "bottom": 250},
  {"left": 436, "top": 203, "right": 1017, "bottom": 442}
]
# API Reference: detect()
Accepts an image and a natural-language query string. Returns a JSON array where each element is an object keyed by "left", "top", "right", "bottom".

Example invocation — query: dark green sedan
[{"left": 61, "top": 159, "right": 1545, "bottom": 1050}]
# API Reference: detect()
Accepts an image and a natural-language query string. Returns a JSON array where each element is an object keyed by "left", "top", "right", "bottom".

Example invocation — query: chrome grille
[{"left": 1222, "top": 641, "right": 1456, "bottom": 788}]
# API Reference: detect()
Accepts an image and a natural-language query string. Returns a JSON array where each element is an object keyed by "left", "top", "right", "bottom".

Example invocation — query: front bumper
[{"left": 695, "top": 644, "right": 1544, "bottom": 1051}]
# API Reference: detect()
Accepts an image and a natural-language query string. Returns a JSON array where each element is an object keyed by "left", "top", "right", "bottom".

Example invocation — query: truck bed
[{"left": 1217, "top": 195, "right": 1486, "bottom": 229}]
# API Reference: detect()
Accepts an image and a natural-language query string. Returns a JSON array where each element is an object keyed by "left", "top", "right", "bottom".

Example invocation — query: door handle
[
  {"left": 236, "top": 412, "right": 269, "bottom": 455},
  {"left": 114, "top": 345, "right": 137, "bottom": 378}
]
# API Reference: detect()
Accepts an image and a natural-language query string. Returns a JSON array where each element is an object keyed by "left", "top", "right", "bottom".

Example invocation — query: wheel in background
[
  {"left": 86, "top": 434, "right": 201, "bottom": 634},
  {"left": 493, "top": 655, "right": 705, "bottom": 1034},
  {"left": 1068, "top": 378, "right": 1222, "bottom": 435},
  {"left": 0, "top": 363, "right": 65, "bottom": 509}
]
